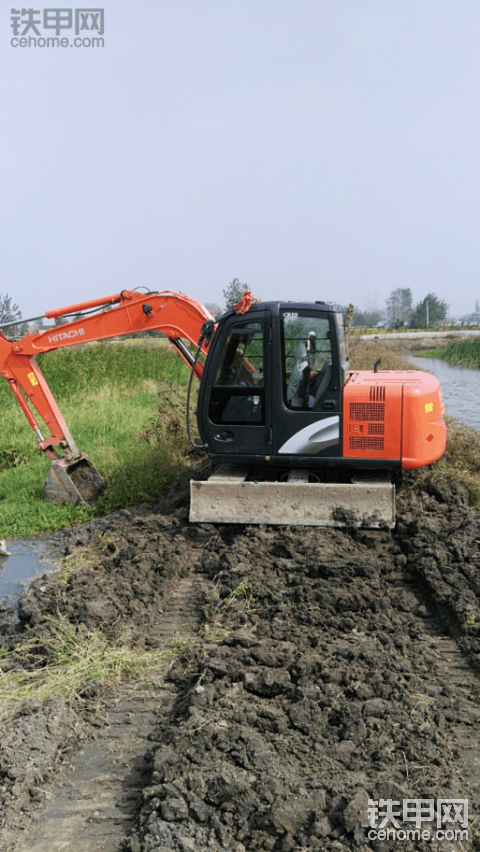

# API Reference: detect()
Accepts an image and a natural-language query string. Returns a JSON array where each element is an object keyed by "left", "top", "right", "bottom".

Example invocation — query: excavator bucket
[{"left": 43, "top": 455, "right": 104, "bottom": 506}]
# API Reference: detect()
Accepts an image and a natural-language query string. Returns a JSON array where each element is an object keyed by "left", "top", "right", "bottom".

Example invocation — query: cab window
[
  {"left": 209, "top": 321, "right": 265, "bottom": 424},
  {"left": 281, "top": 312, "right": 333, "bottom": 410}
]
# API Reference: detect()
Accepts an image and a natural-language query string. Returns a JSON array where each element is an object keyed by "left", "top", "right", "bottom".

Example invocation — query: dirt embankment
[
  {"left": 356, "top": 332, "right": 475, "bottom": 354},
  {"left": 357, "top": 334, "right": 452, "bottom": 353},
  {"left": 1, "top": 463, "right": 480, "bottom": 851}
]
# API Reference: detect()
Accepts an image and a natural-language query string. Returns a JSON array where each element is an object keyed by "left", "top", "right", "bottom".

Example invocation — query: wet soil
[{"left": 1, "top": 460, "right": 480, "bottom": 851}]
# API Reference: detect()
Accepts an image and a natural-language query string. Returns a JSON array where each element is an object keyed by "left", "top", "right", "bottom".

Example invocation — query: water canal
[{"left": 405, "top": 354, "right": 480, "bottom": 430}]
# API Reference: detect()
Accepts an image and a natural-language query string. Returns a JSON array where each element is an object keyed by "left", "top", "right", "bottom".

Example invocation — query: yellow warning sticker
[
  {"left": 27, "top": 371, "right": 39, "bottom": 386},
  {"left": 425, "top": 402, "right": 433, "bottom": 413}
]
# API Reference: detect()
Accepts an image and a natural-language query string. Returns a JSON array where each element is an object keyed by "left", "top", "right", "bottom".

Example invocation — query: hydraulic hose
[{"left": 186, "top": 321, "right": 214, "bottom": 449}]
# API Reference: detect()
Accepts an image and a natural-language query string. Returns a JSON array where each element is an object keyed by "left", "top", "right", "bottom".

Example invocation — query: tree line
[
  {"left": 349, "top": 288, "right": 448, "bottom": 329},
  {"left": 218, "top": 281, "right": 449, "bottom": 330},
  {"left": 0, "top": 283, "right": 451, "bottom": 338}
]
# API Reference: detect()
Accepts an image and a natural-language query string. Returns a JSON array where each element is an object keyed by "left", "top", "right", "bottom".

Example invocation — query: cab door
[
  {"left": 197, "top": 312, "right": 271, "bottom": 457},
  {"left": 271, "top": 309, "right": 343, "bottom": 459}
]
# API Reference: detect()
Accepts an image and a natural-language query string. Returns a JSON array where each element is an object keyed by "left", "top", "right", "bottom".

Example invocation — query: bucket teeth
[{"left": 43, "top": 455, "right": 104, "bottom": 506}]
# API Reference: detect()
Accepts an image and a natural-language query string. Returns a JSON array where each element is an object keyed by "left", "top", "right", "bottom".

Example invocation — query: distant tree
[
  {"left": 386, "top": 288, "right": 412, "bottom": 327},
  {"left": 0, "top": 293, "right": 21, "bottom": 327},
  {"left": 223, "top": 278, "right": 249, "bottom": 311},
  {"left": 342, "top": 304, "right": 355, "bottom": 330},
  {"left": 409, "top": 293, "right": 448, "bottom": 328},
  {"left": 204, "top": 302, "right": 223, "bottom": 320},
  {"left": 16, "top": 322, "right": 29, "bottom": 337},
  {"left": 350, "top": 309, "right": 381, "bottom": 328}
]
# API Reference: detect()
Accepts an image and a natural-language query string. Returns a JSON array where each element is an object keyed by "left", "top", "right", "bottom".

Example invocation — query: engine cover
[{"left": 343, "top": 370, "right": 446, "bottom": 470}]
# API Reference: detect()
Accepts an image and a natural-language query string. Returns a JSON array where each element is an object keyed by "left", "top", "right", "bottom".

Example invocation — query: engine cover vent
[
  {"left": 349, "top": 436, "right": 385, "bottom": 451},
  {"left": 349, "top": 402, "right": 385, "bottom": 421},
  {"left": 370, "top": 385, "right": 386, "bottom": 401}
]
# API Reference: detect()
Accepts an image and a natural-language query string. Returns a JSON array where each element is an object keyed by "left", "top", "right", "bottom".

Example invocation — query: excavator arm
[{"left": 0, "top": 289, "right": 215, "bottom": 504}]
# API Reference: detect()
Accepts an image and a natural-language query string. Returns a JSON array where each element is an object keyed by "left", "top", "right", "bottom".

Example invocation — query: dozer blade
[
  {"left": 44, "top": 455, "right": 104, "bottom": 506},
  {"left": 190, "top": 466, "right": 395, "bottom": 528}
]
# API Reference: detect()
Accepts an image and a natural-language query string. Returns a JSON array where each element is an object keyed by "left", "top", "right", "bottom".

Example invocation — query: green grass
[
  {"left": 416, "top": 348, "right": 446, "bottom": 358},
  {"left": 426, "top": 416, "right": 480, "bottom": 508},
  {"left": 0, "top": 614, "right": 190, "bottom": 723},
  {"left": 441, "top": 335, "right": 480, "bottom": 369},
  {"left": 0, "top": 342, "right": 193, "bottom": 537}
]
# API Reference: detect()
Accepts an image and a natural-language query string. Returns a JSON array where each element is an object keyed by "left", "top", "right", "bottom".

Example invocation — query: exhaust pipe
[{"left": 44, "top": 455, "right": 104, "bottom": 506}]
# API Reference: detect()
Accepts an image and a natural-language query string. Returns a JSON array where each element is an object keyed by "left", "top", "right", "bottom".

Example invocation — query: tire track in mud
[
  {"left": 131, "top": 517, "right": 480, "bottom": 852},
  {"left": 419, "top": 617, "right": 480, "bottom": 800},
  {"left": 383, "top": 574, "right": 480, "bottom": 805},
  {"left": 18, "top": 573, "right": 206, "bottom": 852}
]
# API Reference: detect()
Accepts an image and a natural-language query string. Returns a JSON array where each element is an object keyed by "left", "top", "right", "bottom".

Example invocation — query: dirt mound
[
  {"left": 132, "top": 481, "right": 480, "bottom": 852},
  {"left": 1, "top": 463, "right": 480, "bottom": 851}
]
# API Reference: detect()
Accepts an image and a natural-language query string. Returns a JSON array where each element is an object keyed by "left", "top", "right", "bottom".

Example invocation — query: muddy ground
[{"left": 1, "top": 460, "right": 480, "bottom": 851}]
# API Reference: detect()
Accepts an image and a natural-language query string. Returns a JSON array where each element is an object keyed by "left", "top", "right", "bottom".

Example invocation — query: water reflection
[
  {"left": 406, "top": 355, "right": 480, "bottom": 430},
  {"left": 0, "top": 538, "right": 59, "bottom": 604}
]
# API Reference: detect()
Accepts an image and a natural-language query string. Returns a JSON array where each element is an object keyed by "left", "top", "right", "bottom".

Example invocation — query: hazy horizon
[{"left": 2, "top": 2, "right": 479, "bottom": 322}]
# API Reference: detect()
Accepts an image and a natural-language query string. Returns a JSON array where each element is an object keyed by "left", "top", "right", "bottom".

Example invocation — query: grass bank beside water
[
  {"left": 412, "top": 334, "right": 480, "bottom": 367},
  {"left": 0, "top": 341, "right": 193, "bottom": 537},
  {"left": 441, "top": 335, "right": 480, "bottom": 368}
]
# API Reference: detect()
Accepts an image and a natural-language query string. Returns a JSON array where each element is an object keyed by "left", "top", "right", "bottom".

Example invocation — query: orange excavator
[{"left": 0, "top": 288, "right": 446, "bottom": 527}]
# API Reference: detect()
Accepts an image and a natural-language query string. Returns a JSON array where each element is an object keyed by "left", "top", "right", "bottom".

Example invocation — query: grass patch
[
  {"left": 441, "top": 336, "right": 480, "bottom": 369},
  {"left": 0, "top": 342, "right": 193, "bottom": 536},
  {"left": 348, "top": 337, "right": 413, "bottom": 371},
  {"left": 426, "top": 416, "right": 480, "bottom": 507},
  {"left": 416, "top": 348, "right": 446, "bottom": 358},
  {"left": 0, "top": 448, "right": 29, "bottom": 470},
  {"left": 0, "top": 615, "right": 190, "bottom": 723}
]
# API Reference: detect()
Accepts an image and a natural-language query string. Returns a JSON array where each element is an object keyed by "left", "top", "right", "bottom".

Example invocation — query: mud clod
[{"left": 1, "top": 466, "right": 480, "bottom": 851}]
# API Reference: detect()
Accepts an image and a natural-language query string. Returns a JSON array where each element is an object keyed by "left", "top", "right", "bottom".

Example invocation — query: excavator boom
[{"left": 0, "top": 289, "right": 214, "bottom": 504}]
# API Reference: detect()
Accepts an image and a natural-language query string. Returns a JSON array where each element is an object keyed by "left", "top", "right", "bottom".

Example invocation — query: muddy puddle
[{"left": 0, "top": 537, "right": 60, "bottom": 607}]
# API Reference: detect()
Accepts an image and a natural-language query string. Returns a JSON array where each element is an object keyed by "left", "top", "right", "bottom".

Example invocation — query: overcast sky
[{"left": 2, "top": 0, "right": 479, "bottom": 322}]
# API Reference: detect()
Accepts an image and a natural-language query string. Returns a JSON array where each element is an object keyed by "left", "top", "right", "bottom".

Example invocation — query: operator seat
[
  {"left": 287, "top": 341, "right": 310, "bottom": 408},
  {"left": 310, "top": 359, "right": 332, "bottom": 407}
]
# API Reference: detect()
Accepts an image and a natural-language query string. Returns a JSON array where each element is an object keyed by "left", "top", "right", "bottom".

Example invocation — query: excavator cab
[
  {"left": 197, "top": 302, "right": 349, "bottom": 466},
  {"left": 193, "top": 300, "right": 446, "bottom": 526}
]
